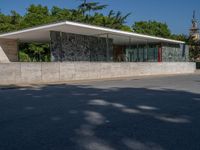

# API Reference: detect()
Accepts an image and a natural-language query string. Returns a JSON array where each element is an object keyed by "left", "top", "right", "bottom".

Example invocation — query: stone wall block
[
  {"left": 0, "top": 62, "right": 196, "bottom": 85},
  {"left": 19, "top": 63, "right": 42, "bottom": 83},
  {"left": 42, "top": 63, "right": 60, "bottom": 83}
]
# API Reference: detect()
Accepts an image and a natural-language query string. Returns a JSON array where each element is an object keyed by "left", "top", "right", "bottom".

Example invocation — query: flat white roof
[{"left": 0, "top": 21, "right": 185, "bottom": 44}]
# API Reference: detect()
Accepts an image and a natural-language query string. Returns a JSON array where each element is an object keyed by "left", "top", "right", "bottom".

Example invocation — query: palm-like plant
[
  {"left": 29, "top": 44, "right": 46, "bottom": 61},
  {"left": 102, "top": 10, "right": 131, "bottom": 29},
  {"left": 78, "top": 0, "right": 107, "bottom": 15}
]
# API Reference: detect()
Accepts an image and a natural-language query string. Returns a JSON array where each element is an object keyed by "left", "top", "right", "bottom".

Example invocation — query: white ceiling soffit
[{"left": 0, "top": 21, "right": 185, "bottom": 44}]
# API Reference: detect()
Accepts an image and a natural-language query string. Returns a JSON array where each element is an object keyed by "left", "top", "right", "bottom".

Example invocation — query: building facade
[
  {"left": 0, "top": 21, "right": 196, "bottom": 84},
  {"left": 49, "top": 31, "right": 189, "bottom": 63},
  {"left": 0, "top": 21, "right": 189, "bottom": 63}
]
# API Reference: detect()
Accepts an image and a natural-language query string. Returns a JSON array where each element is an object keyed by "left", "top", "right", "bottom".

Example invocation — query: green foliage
[
  {"left": 0, "top": 2, "right": 133, "bottom": 62},
  {"left": 132, "top": 20, "right": 171, "bottom": 38},
  {"left": 78, "top": 0, "right": 107, "bottom": 15},
  {"left": 51, "top": 6, "right": 72, "bottom": 21},
  {"left": 189, "top": 45, "right": 200, "bottom": 61},
  {"left": 0, "top": 3, "right": 132, "bottom": 33},
  {"left": 22, "top": 4, "right": 52, "bottom": 27},
  {"left": 187, "top": 38, "right": 200, "bottom": 61},
  {"left": 19, "top": 51, "right": 31, "bottom": 62},
  {"left": 0, "top": 2, "right": 187, "bottom": 62},
  {"left": 88, "top": 10, "right": 131, "bottom": 30},
  {"left": 171, "top": 34, "right": 189, "bottom": 43},
  {"left": 0, "top": 11, "right": 21, "bottom": 33},
  {"left": 19, "top": 43, "right": 50, "bottom": 62}
]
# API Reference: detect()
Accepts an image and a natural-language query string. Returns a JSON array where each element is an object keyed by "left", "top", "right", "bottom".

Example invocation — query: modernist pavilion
[
  {"left": 0, "top": 21, "right": 188, "bottom": 63},
  {"left": 0, "top": 21, "right": 196, "bottom": 84}
]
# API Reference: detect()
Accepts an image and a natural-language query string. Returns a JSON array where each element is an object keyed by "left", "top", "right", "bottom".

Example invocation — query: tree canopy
[
  {"left": 0, "top": 2, "right": 132, "bottom": 33},
  {"left": 0, "top": 2, "right": 133, "bottom": 62},
  {"left": 132, "top": 20, "right": 171, "bottom": 38},
  {"left": 0, "top": 1, "right": 193, "bottom": 62}
]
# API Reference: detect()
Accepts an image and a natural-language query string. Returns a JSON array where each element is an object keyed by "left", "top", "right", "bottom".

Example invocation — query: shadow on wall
[{"left": 0, "top": 84, "right": 200, "bottom": 150}]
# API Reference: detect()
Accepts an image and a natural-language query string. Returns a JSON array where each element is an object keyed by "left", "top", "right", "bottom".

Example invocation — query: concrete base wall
[
  {"left": 0, "top": 62, "right": 196, "bottom": 85},
  {"left": 0, "top": 39, "right": 18, "bottom": 62}
]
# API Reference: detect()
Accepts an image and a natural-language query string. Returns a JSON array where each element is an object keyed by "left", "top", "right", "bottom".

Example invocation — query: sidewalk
[
  {"left": 195, "top": 69, "right": 200, "bottom": 74},
  {"left": 0, "top": 72, "right": 197, "bottom": 90}
]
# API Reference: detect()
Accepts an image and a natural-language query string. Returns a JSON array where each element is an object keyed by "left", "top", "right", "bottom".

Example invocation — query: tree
[
  {"left": 188, "top": 38, "right": 200, "bottom": 61},
  {"left": 22, "top": 4, "right": 51, "bottom": 27},
  {"left": 19, "top": 43, "right": 50, "bottom": 62},
  {"left": 0, "top": 2, "right": 132, "bottom": 61},
  {"left": 110, "top": 11, "right": 131, "bottom": 30},
  {"left": 90, "top": 10, "right": 131, "bottom": 31},
  {"left": 171, "top": 34, "right": 189, "bottom": 42},
  {"left": 19, "top": 51, "right": 31, "bottom": 62},
  {"left": 132, "top": 20, "right": 171, "bottom": 38},
  {"left": 10, "top": 10, "right": 21, "bottom": 25},
  {"left": 78, "top": 0, "right": 107, "bottom": 15},
  {"left": 0, "top": 11, "right": 21, "bottom": 33},
  {"left": 51, "top": 6, "right": 72, "bottom": 21}
]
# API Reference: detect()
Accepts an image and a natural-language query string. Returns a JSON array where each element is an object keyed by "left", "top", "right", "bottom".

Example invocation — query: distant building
[{"left": 190, "top": 11, "right": 200, "bottom": 42}]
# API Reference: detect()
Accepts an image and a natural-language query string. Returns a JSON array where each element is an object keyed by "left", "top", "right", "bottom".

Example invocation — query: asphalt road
[{"left": 0, "top": 74, "right": 200, "bottom": 150}]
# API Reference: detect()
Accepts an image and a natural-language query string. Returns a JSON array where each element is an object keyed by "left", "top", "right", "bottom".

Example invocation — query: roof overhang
[{"left": 0, "top": 21, "right": 185, "bottom": 45}]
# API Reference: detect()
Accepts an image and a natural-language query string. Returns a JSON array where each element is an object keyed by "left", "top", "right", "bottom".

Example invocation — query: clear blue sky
[{"left": 0, "top": 0, "right": 199, "bottom": 35}]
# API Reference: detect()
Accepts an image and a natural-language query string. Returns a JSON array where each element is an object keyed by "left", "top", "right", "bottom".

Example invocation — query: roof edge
[
  {"left": 0, "top": 21, "right": 66, "bottom": 37},
  {"left": 64, "top": 21, "right": 185, "bottom": 44},
  {"left": 0, "top": 20, "right": 185, "bottom": 44}
]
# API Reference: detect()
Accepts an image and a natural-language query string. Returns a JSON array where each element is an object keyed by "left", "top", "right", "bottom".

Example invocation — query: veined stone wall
[
  {"left": 0, "top": 62, "right": 196, "bottom": 85},
  {"left": 162, "top": 45, "right": 189, "bottom": 62},
  {"left": 0, "top": 39, "right": 18, "bottom": 62},
  {"left": 50, "top": 31, "right": 113, "bottom": 62}
]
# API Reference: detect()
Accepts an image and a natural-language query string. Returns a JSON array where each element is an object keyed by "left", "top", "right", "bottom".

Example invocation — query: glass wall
[{"left": 126, "top": 44, "right": 159, "bottom": 62}]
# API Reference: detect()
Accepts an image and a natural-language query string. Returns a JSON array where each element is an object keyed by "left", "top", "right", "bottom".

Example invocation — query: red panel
[{"left": 158, "top": 47, "right": 162, "bottom": 62}]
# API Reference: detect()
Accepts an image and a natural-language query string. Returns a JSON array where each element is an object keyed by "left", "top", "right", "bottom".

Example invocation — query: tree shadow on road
[{"left": 0, "top": 84, "right": 200, "bottom": 150}]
